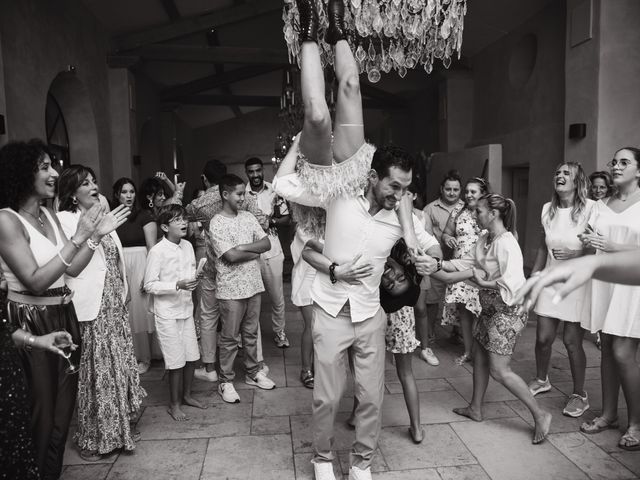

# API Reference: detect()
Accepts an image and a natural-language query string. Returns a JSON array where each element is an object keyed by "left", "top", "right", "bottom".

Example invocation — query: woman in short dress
[
  {"left": 58, "top": 166, "right": 145, "bottom": 461},
  {"left": 578, "top": 147, "right": 640, "bottom": 451},
  {"left": 443, "top": 193, "right": 552, "bottom": 444},
  {"left": 113, "top": 177, "right": 159, "bottom": 374},
  {"left": 528, "top": 162, "right": 595, "bottom": 418},
  {"left": 441, "top": 177, "right": 489, "bottom": 365}
]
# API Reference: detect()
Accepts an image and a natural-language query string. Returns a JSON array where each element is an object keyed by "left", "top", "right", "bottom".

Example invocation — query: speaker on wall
[{"left": 569, "top": 123, "right": 586, "bottom": 139}]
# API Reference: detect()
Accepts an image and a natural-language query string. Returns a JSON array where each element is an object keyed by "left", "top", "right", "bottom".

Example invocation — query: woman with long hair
[
  {"left": 578, "top": 147, "right": 640, "bottom": 451},
  {"left": 113, "top": 177, "right": 159, "bottom": 374},
  {"left": 443, "top": 193, "right": 552, "bottom": 444},
  {"left": 0, "top": 140, "right": 126, "bottom": 479},
  {"left": 528, "top": 162, "right": 595, "bottom": 418},
  {"left": 58, "top": 166, "right": 145, "bottom": 461},
  {"left": 441, "top": 177, "right": 489, "bottom": 365}
]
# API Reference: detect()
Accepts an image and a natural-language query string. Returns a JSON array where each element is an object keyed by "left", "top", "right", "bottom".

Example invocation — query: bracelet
[
  {"left": 25, "top": 334, "right": 36, "bottom": 351},
  {"left": 86, "top": 238, "right": 99, "bottom": 251},
  {"left": 329, "top": 263, "right": 338, "bottom": 284},
  {"left": 70, "top": 236, "right": 82, "bottom": 249},
  {"left": 57, "top": 250, "right": 71, "bottom": 267}
]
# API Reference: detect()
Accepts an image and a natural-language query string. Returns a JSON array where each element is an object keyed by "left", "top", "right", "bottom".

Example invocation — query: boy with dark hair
[
  {"left": 210, "top": 174, "right": 276, "bottom": 403},
  {"left": 144, "top": 204, "right": 207, "bottom": 421}
]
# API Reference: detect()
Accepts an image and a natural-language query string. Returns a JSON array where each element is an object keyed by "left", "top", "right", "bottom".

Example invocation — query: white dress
[
  {"left": 290, "top": 228, "right": 318, "bottom": 307},
  {"left": 533, "top": 200, "right": 595, "bottom": 322},
  {"left": 586, "top": 199, "right": 640, "bottom": 338}
]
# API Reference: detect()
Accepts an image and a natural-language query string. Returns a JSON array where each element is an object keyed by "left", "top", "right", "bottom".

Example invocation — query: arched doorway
[{"left": 46, "top": 71, "right": 100, "bottom": 176}]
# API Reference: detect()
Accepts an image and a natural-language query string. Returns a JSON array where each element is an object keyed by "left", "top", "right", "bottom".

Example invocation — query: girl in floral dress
[{"left": 441, "top": 178, "right": 489, "bottom": 365}]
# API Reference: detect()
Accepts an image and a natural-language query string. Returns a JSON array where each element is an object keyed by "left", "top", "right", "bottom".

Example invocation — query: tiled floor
[{"left": 61, "top": 285, "right": 640, "bottom": 480}]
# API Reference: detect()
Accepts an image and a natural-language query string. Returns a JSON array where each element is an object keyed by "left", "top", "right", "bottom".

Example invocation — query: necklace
[
  {"left": 484, "top": 229, "right": 508, "bottom": 250},
  {"left": 20, "top": 208, "right": 45, "bottom": 229}
]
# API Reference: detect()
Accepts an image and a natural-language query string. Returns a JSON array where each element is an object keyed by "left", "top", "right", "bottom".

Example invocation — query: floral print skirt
[
  {"left": 385, "top": 306, "right": 420, "bottom": 354},
  {"left": 442, "top": 281, "right": 481, "bottom": 326},
  {"left": 473, "top": 289, "right": 528, "bottom": 356}
]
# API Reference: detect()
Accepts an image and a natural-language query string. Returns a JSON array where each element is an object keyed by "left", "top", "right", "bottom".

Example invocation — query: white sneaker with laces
[
  {"left": 218, "top": 382, "right": 240, "bottom": 403},
  {"left": 258, "top": 363, "right": 270, "bottom": 376},
  {"left": 528, "top": 377, "right": 552, "bottom": 396},
  {"left": 313, "top": 462, "right": 336, "bottom": 480},
  {"left": 194, "top": 367, "right": 218, "bottom": 382},
  {"left": 420, "top": 347, "right": 440, "bottom": 366},
  {"left": 563, "top": 392, "right": 590, "bottom": 417},
  {"left": 245, "top": 370, "right": 276, "bottom": 390},
  {"left": 349, "top": 466, "right": 372, "bottom": 480}
]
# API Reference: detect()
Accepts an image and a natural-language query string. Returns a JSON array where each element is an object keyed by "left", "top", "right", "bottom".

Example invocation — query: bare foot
[
  {"left": 167, "top": 405, "right": 189, "bottom": 421},
  {"left": 409, "top": 426, "right": 424, "bottom": 444},
  {"left": 533, "top": 411, "right": 552, "bottom": 444},
  {"left": 453, "top": 406, "right": 483, "bottom": 422},
  {"left": 183, "top": 396, "right": 207, "bottom": 410}
]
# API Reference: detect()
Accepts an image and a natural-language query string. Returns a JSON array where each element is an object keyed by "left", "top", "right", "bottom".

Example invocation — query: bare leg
[
  {"left": 599, "top": 333, "right": 622, "bottom": 422},
  {"left": 332, "top": 39, "right": 365, "bottom": 163},
  {"left": 488, "top": 352, "right": 552, "bottom": 444},
  {"left": 459, "top": 306, "right": 474, "bottom": 357},
  {"left": 562, "top": 322, "right": 587, "bottom": 396},
  {"left": 611, "top": 336, "right": 640, "bottom": 432},
  {"left": 534, "top": 315, "right": 559, "bottom": 382},
  {"left": 413, "top": 290, "right": 429, "bottom": 347},
  {"left": 183, "top": 361, "right": 207, "bottom": 410},
  {"left": 454, "top": 340, "right": 488, "bottom": 421},
  {"left": 394, "top": 352, "right": 423, "bottom": 442},
  {"left": 300, "top": 41, "right": 333, "bottom": 166},
  {"left": 300, "top": 305, "right": 315, "bottom": 371},
  {"left": 426, "top": 303, "right": 439, "bottom": 341},
  {"left": 167, "top": 368, "right": 188, "bottom": 421}
]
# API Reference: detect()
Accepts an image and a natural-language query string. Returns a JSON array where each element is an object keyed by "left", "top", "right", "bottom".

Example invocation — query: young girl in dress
[
  {"left": 442, "top": 193, "right": 552, "bottom": 444},
  {"left": 441, "top": 178, "right": 489, "bottom": 365},
  {"left": 528, "top": 163, "right": 595, "bottom": 418},
  {"left": 578, "top": 147, "right": 640, "bottom": 451}
]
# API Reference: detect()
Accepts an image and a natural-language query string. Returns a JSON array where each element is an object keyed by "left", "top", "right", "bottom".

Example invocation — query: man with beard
[
  {"left": 244, "top": 157, "right": 290, "bottom": 348},
  {"left": 274, "top": 138, "right": 442, "bottom": 480}
]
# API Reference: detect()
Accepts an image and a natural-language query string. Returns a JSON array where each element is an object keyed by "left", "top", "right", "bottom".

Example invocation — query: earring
[
  {"left": 148, "top": 199, "right": 154, "bottom": 209},
  {"left": 72, "top": 197, "right": 78, "bottom": 205}
]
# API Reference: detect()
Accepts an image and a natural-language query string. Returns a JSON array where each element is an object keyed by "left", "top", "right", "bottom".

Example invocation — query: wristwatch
[
  {"left": 434, "top": 257, "right": 442, "bottom": 273},
  {"left": 329, "top": 263, "right": 338, "bottom": 284}
]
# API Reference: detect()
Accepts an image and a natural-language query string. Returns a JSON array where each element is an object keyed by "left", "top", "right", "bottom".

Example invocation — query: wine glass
[{"left": 54, "top": 330, "right": 79, "bottom": 375}]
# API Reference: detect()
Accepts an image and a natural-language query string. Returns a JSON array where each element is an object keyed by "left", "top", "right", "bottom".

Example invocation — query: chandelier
[
  {"left": 283, "top": 0, "right": 467, "bottom": 83},
  {"left": 273, "top": 66, "right": 305, "bottom": 164}
]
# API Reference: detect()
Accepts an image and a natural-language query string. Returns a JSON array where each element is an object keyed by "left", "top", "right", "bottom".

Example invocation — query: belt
[{"left": 7, "top": 290, "right": 74, "bottom": 306}]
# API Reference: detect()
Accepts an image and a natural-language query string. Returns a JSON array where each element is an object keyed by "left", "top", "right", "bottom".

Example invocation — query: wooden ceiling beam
[
  {"left": 112, "top": 0, "right": 283, "bottom": 52},
  {"left": 170, "top": 94, "right": 407, "bottom": 109},
  {"left": 160, "top": 0, "right": 181, "bottom": 21},
  {"left": 109, "top": 44, "right": 289, "bottom": 65},
  {"left": 160, "top": 65, "right": 283, "bottom": 100},
  {"left": 206, "top": 29, "right": 242, "bottom": 118}
]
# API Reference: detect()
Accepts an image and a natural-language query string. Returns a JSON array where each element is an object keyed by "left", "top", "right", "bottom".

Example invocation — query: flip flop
[
  {"left": 580, "top": 416, "right": 618, "bottom": 434},
  {"left": 619, "top": 428, "right": 640, "bottom": 451}
]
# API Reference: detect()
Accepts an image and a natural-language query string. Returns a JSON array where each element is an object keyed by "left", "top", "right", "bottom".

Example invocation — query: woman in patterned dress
[
  {"left": 441, "top": 178, "right": 489, "bottom": 365},
  {"left": 442, "top": 193, "right": 552, "bottom": 444},
  {"left": 57, "top": 166, "right": 146, "bottom": 461}
]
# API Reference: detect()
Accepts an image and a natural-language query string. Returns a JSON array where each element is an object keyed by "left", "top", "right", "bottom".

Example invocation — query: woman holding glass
[{"left": 0, "top": 140, "right": 126, "bottom": 479}]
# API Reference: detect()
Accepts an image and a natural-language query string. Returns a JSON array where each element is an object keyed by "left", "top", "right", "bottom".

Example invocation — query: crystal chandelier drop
[
  {"left": 273, "top": 67, "right": 305, "bottom": 165},
  {"left": 283, "top": 0, "right": 467, "bottom": 83}
]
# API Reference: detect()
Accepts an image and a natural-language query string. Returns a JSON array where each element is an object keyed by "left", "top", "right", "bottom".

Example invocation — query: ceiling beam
[
  {"left": 160, "top": 65, "right": 283, "bottom": 100},
  {"left": 160, "top": 0, "right": 180, "bottom": 21},
  {"left": 169, "top": 94, "right": 407, "bottom": 109},
  {"left": 206, "top": 29, "right": 242, "bottom": 118},
  {"left": 109, "top": 44, "right": 289, "bottom": 65},
  {"left": 112, "top": 0, "right": 283, "bottom": 52}
]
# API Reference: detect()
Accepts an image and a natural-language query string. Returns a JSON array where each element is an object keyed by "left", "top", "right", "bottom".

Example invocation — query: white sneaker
[
  {"left": 349, "top": 466, "right": 372, "bottom": 480},
  {"left": 312, "top": 462, "right": 336, "bottom": 480},
  {"left": 258, "top": 363, "right": 270, "bottom": 376},
  {"left": 245, "top": 370, "right": 276, "bottom": 390},
  {"left": 218, "top": 382, "right": 240, "bottom": 403},
  {"left": 420, "top": 347, "right": 440, "bottom": 366},
  {"left": 194, "top": 367, "right": 218, "bottom": 382}
]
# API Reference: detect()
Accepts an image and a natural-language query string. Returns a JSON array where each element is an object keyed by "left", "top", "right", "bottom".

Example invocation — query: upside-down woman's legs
[{"left": 394, "top": 352, "right": 423, "bottom": 442}]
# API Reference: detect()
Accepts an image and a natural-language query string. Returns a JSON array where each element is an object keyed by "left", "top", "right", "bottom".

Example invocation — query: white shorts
[{"left": 154, "top": 315, "right": 200, "bottom": 370}]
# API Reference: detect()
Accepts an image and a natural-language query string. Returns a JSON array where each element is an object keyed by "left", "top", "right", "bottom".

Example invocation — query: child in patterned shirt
[{"left": 210, "top": 174, "right": 276, "bottom": 404}]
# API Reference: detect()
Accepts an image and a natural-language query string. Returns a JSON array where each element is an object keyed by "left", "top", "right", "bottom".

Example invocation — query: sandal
[
  {"left": 580, "top": 416, "right": 619, "bottom": 434},
  {"left": 455, "top": 353, "right": 472, "bottom": 366},
  {"left": 300, "top": 369, "right": 314, "bottom": 389},
  {"left": 79, "top": 449, "right": 102, "bottom": 462},
  {"left": 619, "top": 428, "right": 640, "bottom": 451}
]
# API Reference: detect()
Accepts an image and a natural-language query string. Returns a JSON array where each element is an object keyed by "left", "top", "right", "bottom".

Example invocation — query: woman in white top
[
  {"left": 528, "top": 163, "right": 595, "bottom": 418},
  {"left": 57, "top": 166, "right": 145, "bottom": 461},
  {"left": 441, "top": 193, "right": 552, "bottom": 445},
  {"left": 577, "top": 147, "right": 640, "bottom": 451},
  {"left": 0, "top": 140, "right": 127, "bottom": 479}
]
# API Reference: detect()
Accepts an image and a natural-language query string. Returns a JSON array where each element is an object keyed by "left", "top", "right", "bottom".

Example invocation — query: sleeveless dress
[
  {"left": 442, "top": 206, "right": 482, "bottom": 325},
  {"left": 0, "top": 207, "right": 80, "bottom": 480},
  {"left": 533, "top": 200, "right": 595, "bottom": 322},
  {"left": 74, "top": 234, "right": 146, "bottom": 454},
  {"left": 585, "top": 199, "right": 640, "bottom": 338},
  {"left": 385, "top": 305, "right": 421, "bottom": 354}
]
